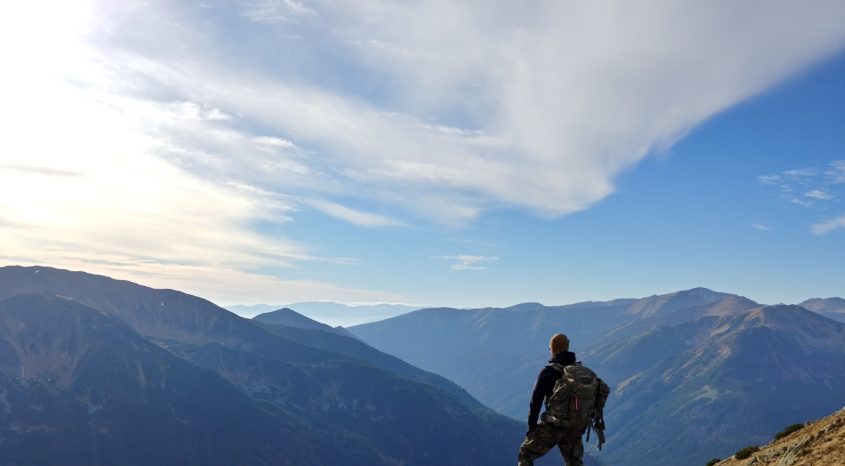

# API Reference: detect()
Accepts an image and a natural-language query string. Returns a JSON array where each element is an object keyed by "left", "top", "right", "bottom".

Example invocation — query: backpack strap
[{"left": 547, "top": 362, "right": 565, "bottom": 373}]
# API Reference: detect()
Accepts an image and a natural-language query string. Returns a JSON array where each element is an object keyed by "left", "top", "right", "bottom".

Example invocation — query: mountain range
[
  {"left": 798, "top": 297, "right": 845, "bottom": 322},
  {"left": 349, "top": 288, "right": 845, "bottom": 466},
  {"left": 227, "top": 302, "right": 420, "bottom": 327},
  {"left": 2, "top": 265, "right": 840, "bottom": 465},
  {"left": 0, "top": 266, "right": 522, "bottom": 465}
]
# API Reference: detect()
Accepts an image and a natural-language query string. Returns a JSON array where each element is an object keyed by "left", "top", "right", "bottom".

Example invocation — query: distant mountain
[
  {"left": 349, "top": 288, "right": 758, "bottom": 418},
  {"left": 799, "top": 297, "right": 845, "bottom": 322},
  {"left": 586, "top": 305, "right": 845, "bottom": 466},
  {"left": 713, "top": 406, "right": 845, "bottom": 466},
  {"left": 228, "top": 301, "right": 419, "bottom": 326},
  {"left": 253, "top": 309, "right": 488, "bottom": 410},
  {"left": 0, "top": 294, "right": 319, "bottom": 465},
  {"left": 0, "top": 266, "right": 522, "bottom": 465},
  {"left": 349, "top": 290, "right": 845, "bottom": 466},
  {"left": 254, "top": 307, "right": 338, "bottom": 332}
]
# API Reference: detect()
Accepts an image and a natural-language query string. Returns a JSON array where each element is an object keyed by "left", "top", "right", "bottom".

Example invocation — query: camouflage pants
[{"left": 517, "top": 423, "right": 584, "bottom": 466}]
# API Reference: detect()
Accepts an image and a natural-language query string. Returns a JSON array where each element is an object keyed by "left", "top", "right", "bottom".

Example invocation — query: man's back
[{"left": 517, "top": 333, "right": 610, "bottom": 466}]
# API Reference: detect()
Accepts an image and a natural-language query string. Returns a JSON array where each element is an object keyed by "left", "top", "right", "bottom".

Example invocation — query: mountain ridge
[
  {"left": 0, "top": 293, "right": 319, "bottom": 465},
  {"left": 0, "top": 265, "right": 523, "bottom": 466},
  {"left": 350, "top": 292, "right": 845, "bottom": 466}
]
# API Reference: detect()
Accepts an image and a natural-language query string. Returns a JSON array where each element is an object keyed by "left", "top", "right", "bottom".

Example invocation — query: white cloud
[
  {"left": 811, "top": 215, "right": 845, "bottom": 235},
  {"left": 790, "top": 197, "right": 814, "bottom": 208},
  {"left": 432, "top": 255, "right": 499, "bottom": 271},
  {"left": 306, "top": 199, "right": 402, "bottom": 228},
  {"left": 242, "top": 0, "right": 316, "bottom": 23},
  {"left": 758, "top": 175, "right": 781, "bottom": 185},
  {"left": 3, "top": 0, "right": 845, "bottom": 300},
  {"left": 761, "top": 161, "right": 844, "bottom": 213},
  {"left": 805, "top": 190, "right": 834, "bottom": 200},
  {"left": 0, "top": 3, "right": 401, "bottom": 304},
  {"left": 783, "top": 168, "right": 817, "bottom": 178},
  {"left": 749, "top": 223, "right": 772, "bottom": 231},
  {"left": 827, "top": 160, "right": 845, "bottom": 184},
  {"left": 62, "top": 0, "right": 845, "bottom": 224}
]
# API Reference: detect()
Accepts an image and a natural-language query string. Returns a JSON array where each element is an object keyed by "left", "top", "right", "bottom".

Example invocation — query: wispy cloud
[
  {"left": 242, "top": 0, "right": 316, "bottom": 23},
  {"left": 749, "top": 223, "right": 772, "bottom": 231},
  {"left": 783, "top": 168, "right": 817, "bottom": 178},
  {"left": 3, "top": 0, "right": 845, "bottom": 301},
  {"left": 431, "top": 255, "right": 499, "bottom": 271},
  {"left": 760, "top": 160, "right": 845, "bottom": 210},
  {"left": 0, "top": 164, "right": 84, "bottom": 178},
  {"left": 811, "top": 214, "right": 845, "bottom": 236},
  {"left": 306, "top": 199, "right": 403, "bottom": 228},
  {"left": 54, "top": 0, "right": 845, "bottom": 225},
  {"left": 761, "top": 162, "right": 845, "bottom": 235},
  {"left": 827, "top": 160, "right": 845, "bottom": 184},
  {"left": 805, "top": 190, "right": 834, "bottom": 200}
]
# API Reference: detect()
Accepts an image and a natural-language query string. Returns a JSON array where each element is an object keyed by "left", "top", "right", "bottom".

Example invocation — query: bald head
[{"left": 549, "top": 333, "right": 570, "bottom": 356}]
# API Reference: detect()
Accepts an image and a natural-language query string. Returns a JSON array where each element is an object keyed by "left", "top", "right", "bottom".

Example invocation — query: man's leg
[
  {"left": 556, "top": 430, "right": 585, "bottom": 466},
  {"left": 517, "top": 424, "right": 561, "bottom": 466}
]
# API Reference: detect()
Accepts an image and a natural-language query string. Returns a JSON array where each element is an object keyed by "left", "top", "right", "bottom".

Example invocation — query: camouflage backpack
[{"left": 541, "top": 362, "right": 601, "bottom": 432}]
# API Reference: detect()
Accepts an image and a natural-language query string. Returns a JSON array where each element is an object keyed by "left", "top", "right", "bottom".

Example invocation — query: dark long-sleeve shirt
[{"left": 527, "top": 351, "right": 577, "bottom": 430}]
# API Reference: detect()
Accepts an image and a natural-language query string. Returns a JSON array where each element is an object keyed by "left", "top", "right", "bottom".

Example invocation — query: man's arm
[{"left": 527, "top": 367, "right": 557, "bottom": 431}]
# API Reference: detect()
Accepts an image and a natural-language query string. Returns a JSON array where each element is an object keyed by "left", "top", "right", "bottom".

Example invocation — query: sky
[{"left": 0, "top": 0, "right": 843, "bottom": 309}]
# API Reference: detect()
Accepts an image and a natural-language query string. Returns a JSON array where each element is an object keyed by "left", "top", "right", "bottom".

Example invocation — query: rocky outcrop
[{"left": 715, "top": 407, "right": 845, "bottom": 466}]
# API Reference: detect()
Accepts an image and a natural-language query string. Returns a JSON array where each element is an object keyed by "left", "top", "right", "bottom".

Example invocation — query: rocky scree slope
[{"left": 714, "top": 406, "right": 845, "bottom": 466}]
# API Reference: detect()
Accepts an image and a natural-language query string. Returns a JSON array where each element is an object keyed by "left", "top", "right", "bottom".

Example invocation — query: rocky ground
[{"left": 716, "top": 407, "right": 845, "bottom": 466}]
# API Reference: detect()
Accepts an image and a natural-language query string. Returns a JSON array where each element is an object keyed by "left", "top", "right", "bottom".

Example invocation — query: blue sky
[
  {"left": 0, "top": 1, "right": 843, "bottom": 308},
  {"left": 282, "top": 53, "right": 845, "bottom": 307}
]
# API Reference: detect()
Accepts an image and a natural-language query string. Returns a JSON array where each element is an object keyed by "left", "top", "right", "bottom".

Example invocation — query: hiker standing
[{"left": 517, "top": 333, "right": 610, "bottom": 466}]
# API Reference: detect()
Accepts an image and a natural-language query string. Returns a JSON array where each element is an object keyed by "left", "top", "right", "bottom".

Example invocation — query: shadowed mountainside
[
  {"left": 0, "top": 265, "right": 522, "bottom": 466},
  {"left": 0, "top": 294, "right": 319, "bottom": 466},
  {"left": 254, "top": 307, "right": 340, "bottom": 332}
]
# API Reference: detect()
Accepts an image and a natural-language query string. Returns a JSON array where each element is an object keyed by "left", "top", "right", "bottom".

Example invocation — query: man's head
[{"left": 549, "top": 333, "right": 570, "bottom": 356}]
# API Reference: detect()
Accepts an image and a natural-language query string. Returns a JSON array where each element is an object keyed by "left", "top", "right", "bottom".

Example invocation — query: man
[{"left": 517, "top": 333, "right": 610, "bottom": 466}]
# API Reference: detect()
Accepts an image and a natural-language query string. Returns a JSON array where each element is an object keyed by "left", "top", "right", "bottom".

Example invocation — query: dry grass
[{"left": 716, "top": 407, "right": 845, "bottom": 466}]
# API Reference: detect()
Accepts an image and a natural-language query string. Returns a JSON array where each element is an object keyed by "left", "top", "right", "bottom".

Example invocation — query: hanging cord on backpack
[
  {"left": 593, "top": 411, "right": 606, "bottom": 451},
  {"left": 592, "top": 382, "right": 607, "bottom": 451}
]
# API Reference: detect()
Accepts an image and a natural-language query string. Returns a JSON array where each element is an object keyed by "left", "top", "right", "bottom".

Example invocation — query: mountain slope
[
  {"left": 588, "top": 305, "right": 845, "bottom": 466},
  {"left": 713, "top": 406, "right": 845, "bottom": 466},
  {"left": 0, "top": 265, "right": 522, "bottom": 466},
  {"left": 350, "top": 292, "right": 844, "bottom": 466},
  {"left": 800, "top": 297, "right": 845, "bottom": 322},
  {"left": 255, "top": 319, "right": 487, "bottom": 411},
  {"left": 0, "top": 294, "right": 323, "bottom": 466},
  {"left": 254, "top": 307, "right": 338, "bottom": 332},
  {"left": 349, "top": 289, "right": 758, "bottom": 417}
]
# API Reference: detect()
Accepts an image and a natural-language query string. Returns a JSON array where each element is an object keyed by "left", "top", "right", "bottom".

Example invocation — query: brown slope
[{"left": 715, "top": 406, "right": 845, "bottom": 466}]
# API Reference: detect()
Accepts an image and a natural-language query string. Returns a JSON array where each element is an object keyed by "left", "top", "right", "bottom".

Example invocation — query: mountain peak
[
  {"left": 799, "top": 297, "right": 845, "bottom": 312},
  {"left": 252, "top": 307, "right": 334, "bottom": 331},
  {"left": 504, "top": 302, "right": 546, "bottom": 311},
  {"left": 625, "top": 287, "right": 756, "bottom": 321}
]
